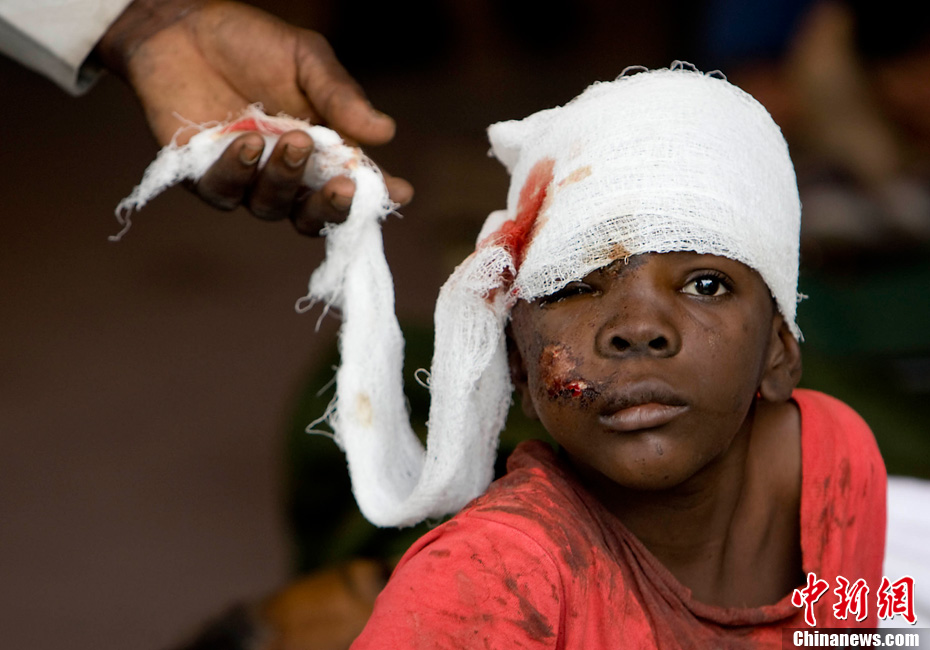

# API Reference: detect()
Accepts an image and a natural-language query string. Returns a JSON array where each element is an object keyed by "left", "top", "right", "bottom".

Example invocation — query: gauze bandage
[
  {"left": 117, "top": 65, "right": 802, "bottom": 528},
  {"left": 112, "top": 106, "right": 393, "bottom": 241},
  {"left": 484, "top": 64, "right": 802, "bottom": 335}
]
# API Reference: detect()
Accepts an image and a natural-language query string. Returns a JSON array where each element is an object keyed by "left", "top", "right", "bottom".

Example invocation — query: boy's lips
[{"left": 598, "top": 384, "right": 689, "bottom": 432}]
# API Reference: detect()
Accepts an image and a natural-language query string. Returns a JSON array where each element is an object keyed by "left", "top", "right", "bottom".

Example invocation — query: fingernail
[
  {"left": 240, "top": 143, "right": 262, "bottom": 166},
  {"left": 284, "top": 144, "right": 312, "bottom": 169}
]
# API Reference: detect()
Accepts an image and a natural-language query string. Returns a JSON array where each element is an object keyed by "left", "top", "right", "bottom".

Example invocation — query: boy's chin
[{"left": 609, "top": 467, "right": 704, "bottom": 493}]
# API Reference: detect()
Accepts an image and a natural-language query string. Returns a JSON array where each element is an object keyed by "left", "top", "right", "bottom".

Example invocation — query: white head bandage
[
  {"left": 116, "top": 65, "right": 802, "bottom": 528},
  {"left": 482, "top": 64, "right": 802, "bottom": 335}
]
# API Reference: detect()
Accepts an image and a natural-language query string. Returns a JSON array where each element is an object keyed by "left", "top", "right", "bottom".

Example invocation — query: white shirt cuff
[{"left": 0, "top": 0, "right": 135, "bottom": 94}]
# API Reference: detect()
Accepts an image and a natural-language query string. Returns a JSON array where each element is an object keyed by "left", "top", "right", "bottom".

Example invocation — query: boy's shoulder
[
  {"left": 354, "top": 442, "right": 571, "bottom": 649},
  {"left": 794, "top": 388, "right": 871, "bottom": 432},
  {"left": 399, "top": 439, "right": 613, "bottom": 582},
  {"left": 464, "top": 439, "right": 601, "bottom": 534},
  {"left": 794, "top": 386, "right": 886, "bottom": 517},
  {"left": 793, "top": 387, "right": 884, "bottom": 472},
  {"left": 460, "top": 439, "right": 601, "bottom": 537},
  {"left": 793, "top": 388, "right": 886, "bottom": 588}
]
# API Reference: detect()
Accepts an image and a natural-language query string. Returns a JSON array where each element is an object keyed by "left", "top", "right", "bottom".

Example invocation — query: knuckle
[
  {"left": 249, "top": 201, "right": 287, "bottom": 221},
  {"left": 193, "top": 183, "right": 240, "bottom": 211},
  {"left": 211, "top": 198, "right": 241, "bottom": 211},
  {"left": 301, "top": 29, "right": 330, "bottom": 54}
]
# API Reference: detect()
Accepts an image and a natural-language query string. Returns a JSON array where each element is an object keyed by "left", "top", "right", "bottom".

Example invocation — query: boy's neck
[
  {"left": 567, "top": 399, "right": 802, "bottom": 608},
  {"left": 575, "top": 413, "right": 753, "bottom": 562}
]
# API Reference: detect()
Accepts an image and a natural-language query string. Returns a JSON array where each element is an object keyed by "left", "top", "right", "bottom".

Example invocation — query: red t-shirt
[{"left": 351, "top": 389, "right": 886, "bottom": 648}]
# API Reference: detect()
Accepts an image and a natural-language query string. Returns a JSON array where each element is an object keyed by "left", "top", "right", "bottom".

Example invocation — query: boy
[{"left": 339, "top": 64, "right": 886, "bottom": 647}]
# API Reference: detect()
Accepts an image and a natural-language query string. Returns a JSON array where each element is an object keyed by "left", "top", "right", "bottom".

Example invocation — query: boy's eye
[
  {"left": 540, "top": 281, "right": 594, "bottom": 305},
  {"left": 682, "top": 274, "right": 730, "bottom": 297}
]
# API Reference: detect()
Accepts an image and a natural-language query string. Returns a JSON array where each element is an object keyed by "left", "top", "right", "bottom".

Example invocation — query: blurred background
[{"left": 1, "top": 0, "right": 927, "bottom": 648}]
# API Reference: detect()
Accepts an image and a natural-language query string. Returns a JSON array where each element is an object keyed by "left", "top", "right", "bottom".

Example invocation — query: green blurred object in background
[{"left": 797, "top": 251, "right": 930, "bottom": 481}]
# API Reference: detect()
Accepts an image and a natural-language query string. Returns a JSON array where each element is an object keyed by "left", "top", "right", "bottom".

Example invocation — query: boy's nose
[{"left": 594, "top": 299, "right": 682, "bottom": 359}]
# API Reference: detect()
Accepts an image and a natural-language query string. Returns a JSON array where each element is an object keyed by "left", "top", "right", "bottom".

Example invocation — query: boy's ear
[
  {"left": 759, "top": 314, "right": 803, "bottom": 403},
  {"left": 505, "top": 323, "right": 539, "bottom": 420}
]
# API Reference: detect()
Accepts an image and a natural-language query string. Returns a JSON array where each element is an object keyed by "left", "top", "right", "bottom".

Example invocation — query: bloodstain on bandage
[
  {"left": 539, "top": 344, "right": 597, "bottom": 401},
  {"left": 492, "top": 158, "right": 555, "bottom": 270},
  {"left": 558, "top": 165, "right": 591, "bottom": 188},
  {"left": 356, "top": 393, "right": 373, "bottom": 427},
  {"left": 478, "top": 157, "right": 555, "bottom": 305},
  {"left": 219, "top": 116, "right": 291, "bottom": 135}
]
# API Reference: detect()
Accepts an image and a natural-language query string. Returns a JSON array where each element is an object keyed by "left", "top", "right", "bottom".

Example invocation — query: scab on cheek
[
  {"left": 553, "top": 381, "right": 591, "bottom": 400},
  {"left": 538, "top": 344, "right": 599, "bottom": 402}
]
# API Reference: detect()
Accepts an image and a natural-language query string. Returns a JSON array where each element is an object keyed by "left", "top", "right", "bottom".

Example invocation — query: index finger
[{"left": 193, "top": 132, "right": 264, "bottom": 210}]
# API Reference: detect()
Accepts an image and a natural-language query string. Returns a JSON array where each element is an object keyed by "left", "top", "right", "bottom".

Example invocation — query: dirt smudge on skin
[{"left": 605, "top": 254, "right": 648, "bottom": 277}]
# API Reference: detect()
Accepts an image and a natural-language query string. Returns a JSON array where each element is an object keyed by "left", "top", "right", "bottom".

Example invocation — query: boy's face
[{"left": 508, "top": 251, "right": 798, "bottom": 492}]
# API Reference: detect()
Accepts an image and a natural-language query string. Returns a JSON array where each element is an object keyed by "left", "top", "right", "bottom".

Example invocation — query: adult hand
[{"left": 96, "top": 0, "right": 413, "bottom": 235}]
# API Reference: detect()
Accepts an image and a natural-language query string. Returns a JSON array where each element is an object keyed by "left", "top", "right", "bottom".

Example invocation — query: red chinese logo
[
  {"left": 877, "top": 575, "right": 916, "bottom": 625},
  {"left": 792, "top": 572, "right": 830, "bottom": 627},
  {"left": 833, "top": 576, "right": 869, "bottom": 622},
  {"left": 792, "top": 573, "right": 917, "bottom": 626}
]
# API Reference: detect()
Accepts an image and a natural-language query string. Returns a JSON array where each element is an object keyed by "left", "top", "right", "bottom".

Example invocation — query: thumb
[{"left": 294, "top": 30, "right": 396, "bottom": 145}]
